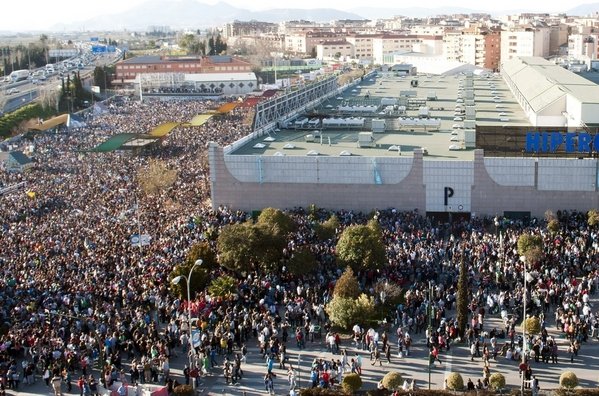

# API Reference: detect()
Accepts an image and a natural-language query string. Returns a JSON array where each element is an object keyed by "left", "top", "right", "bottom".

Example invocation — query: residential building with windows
[{"left": 115, "top": 55, "right": 252, "bottom": 83}]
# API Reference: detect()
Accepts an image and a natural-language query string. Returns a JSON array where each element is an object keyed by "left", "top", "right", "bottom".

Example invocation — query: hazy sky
[{"left": 2, "top": 0, "right": 587, "bottom": 31}]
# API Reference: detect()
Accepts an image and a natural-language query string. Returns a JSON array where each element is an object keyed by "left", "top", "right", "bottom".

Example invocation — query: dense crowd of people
[{"left": 0, "top": 95, "right": 598, "bottom": 395}]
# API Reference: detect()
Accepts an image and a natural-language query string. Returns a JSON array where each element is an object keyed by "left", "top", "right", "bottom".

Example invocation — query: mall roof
[
  {"left": 502, "top": 57, "right": 599, "bottom": 111},
  {"left": 230, "top": 70, "right": 530, "bottom": 160}
]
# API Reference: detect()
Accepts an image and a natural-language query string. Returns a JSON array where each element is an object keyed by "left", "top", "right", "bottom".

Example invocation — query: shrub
[
  {"left": 445, "top": 372, "right": 464, "bottom": 391},
  {"left": 488, "top": 373, "right": 506, "bottom": 390},
  {"left": 560, "top": 371, "right": 578, "bottom": 389},
  {"left": 522, "top": 316, "right": 541, "bottom": 335},
  {"left": 342, "top": 373, "right": 363, "bottom": 394},
  {"left": 172, "top": 384, "right": 194, "bottom": 396},
  {"left": 381, "top": 372, "right": 403, "bottom": 391},
  {"left": 326, "top": 296, "right": 358, "bottom": 330}
]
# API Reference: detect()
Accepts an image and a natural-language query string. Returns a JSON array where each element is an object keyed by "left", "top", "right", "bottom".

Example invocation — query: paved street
[{"left": 5, "top": 301, "right": 599, "bottom": 396}]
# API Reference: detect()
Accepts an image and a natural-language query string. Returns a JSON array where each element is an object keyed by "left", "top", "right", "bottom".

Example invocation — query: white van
[{"left": 45, "top": 64, "right": 55, "bottom": 74}]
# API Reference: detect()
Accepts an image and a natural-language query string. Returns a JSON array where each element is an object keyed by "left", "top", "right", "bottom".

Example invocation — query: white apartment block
[
  {"left": 568, "top": 34, "right": 599, "bottom": 61},
  {"left": 500, "top": 28, "right": 550, "bottom": 62},
  {"left": 410, "top": 25, "right": 447, "bottom": 36},
  {"left": 443, "top": 32, "right": 488, "bottom": 67}
]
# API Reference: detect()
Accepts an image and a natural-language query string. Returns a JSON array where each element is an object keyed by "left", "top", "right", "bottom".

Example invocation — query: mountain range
[{"left": 46, "top": 0, "right": 599, "bottom": 31}]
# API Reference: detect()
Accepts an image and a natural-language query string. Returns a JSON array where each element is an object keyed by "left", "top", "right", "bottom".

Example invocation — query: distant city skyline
[{"left": 2, "top": 0, "right": 596, "bottom": 31}]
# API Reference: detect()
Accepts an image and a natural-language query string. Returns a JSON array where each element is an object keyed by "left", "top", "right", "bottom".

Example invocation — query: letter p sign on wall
[{"left": 444, "top": 187, "right": 454, "bottom": 206}]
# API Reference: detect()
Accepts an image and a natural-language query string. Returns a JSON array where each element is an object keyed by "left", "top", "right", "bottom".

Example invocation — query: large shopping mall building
[{"left": 209, "top": 57, "right": 599, "bottom": 219}]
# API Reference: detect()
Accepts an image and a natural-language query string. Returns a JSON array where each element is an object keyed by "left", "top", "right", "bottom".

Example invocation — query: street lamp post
[
  {"left": 427, "top": 281, "right": 434, "bottom": 389},
  {"left": 520, "top": 257, "right": 533, "bottom": 396},
  {"left": 171, "top": 258, "right": 203, "bottom": 389}
]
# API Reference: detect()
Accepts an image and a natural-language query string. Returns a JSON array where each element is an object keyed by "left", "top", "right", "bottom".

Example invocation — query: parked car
[{"left": 6, "top": 88, "right": 19, "bottom": 94}]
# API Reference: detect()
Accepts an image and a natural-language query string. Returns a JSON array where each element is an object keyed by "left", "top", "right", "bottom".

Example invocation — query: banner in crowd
[{"left": 191, "top": 329, "right": 202, "bottom": 348}]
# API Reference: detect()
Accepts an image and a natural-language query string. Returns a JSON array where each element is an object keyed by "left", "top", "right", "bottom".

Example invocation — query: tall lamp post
[
  {"left": 171, "top": 258, "right": 203, "bottom": 389},
  {"left": 520, "top": 256, "right": 533, "bottom": 396}
]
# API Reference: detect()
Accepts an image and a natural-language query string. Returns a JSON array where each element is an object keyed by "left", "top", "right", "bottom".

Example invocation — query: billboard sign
[{"left": 525, "top": 131, "right": 599, "bottom": 153}]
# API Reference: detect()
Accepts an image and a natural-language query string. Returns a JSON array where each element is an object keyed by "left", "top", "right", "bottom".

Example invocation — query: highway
[{"left": 0, "top": 53, "right": 119, "bottom": 115}]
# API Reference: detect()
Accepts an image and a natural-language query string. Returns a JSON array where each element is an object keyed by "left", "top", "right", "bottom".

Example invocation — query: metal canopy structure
[{"left": 253, "top": 76, "right": 338, "bottom": 130}]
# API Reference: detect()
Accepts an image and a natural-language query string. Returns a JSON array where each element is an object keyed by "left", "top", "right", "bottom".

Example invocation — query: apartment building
[
  {"left": 115, "top": 55, "right": 252, "bottom": 82},
  {"left": 443, "top": 28, "right": 500, "bottom": 70},
  {"left": 372, "top": 35, "right": 423, "bottom": 64},
  {"left": 500, "top": 27, "right": 551, "bottom": 62},
  {"left": 568, "top": 33, "right": 599, "bottom": 61},
  {"left": 285, "top": 32, "right": 340, "bottom": 54},
  {"left": 316, "top": 40, "right": 355, "bottom": 60},
  {"left": 346, "top": 35, "right": 375, "bottom": 60},
  {"left": 222, "top": 21, "right": 278, "bottom": 38}
]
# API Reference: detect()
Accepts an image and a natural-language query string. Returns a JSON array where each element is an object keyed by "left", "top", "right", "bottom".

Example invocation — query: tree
[
  {"left": 523, "top": 316, "right": 541, "bottom": 335},
  {"left": 488, "top": 373, "right": 505, "bottom": 391},
  {"left": 588, "top": 209, "right": 599, "bottom": 227},
  {"left": 547, "top": 219, "right": 560, "bottom": 234},
  {"left": 217, "top": 222, "right": 258, "bottom": 274},
  {"left": 315, "top": 214, "right": 339, "bottom": 241},
  {"left": 336, "top": 224, "right": 386, "bottom": 271},
  {"left": 381, "top": 372, "right": 403, "bottom": 391},
  {"left": 257, "top": 207, "right": 296, "bottom": 236},
  {"left": 137, "top": 159, "right": 178, "bottom": 196},
  {"left": 517, "top": 233, "right": 544, "bottom": 264},
  {"left": 445, "top": 373, "right": 464, "bottom": 391},
  {"left": 185, "top": 241, "right": 217, "bottom": 269},
  {"left": 169, "top": 261, "right": 210, "bottom": 300},
  {"left": 353, "top": 294, "right": 376, "bottom": 326},
  {"left": 456, "top": 255, "right": 469, "bottom": 338},
  {"left": 333, "top": 267, "right": 360, "bottom": 299},
  {"left": 559, "top": 371, "right": 578, "bottom": 389},
  {"left": 253, "top": 222, "right": 286, "bottom": 271},
  {"left": 208, "top": 275, "right": 237, "bottom": 299},
  {"left": 286, "top": 246, "right": 318, "bottom": 276},
  {"left": 374, "top": 280, "right": 403, "bottom": 307},
  {"left": 325, "top": 295, "right": 357, "bottom": 330},
  {"left": 341, "top": 373, "right": 362, "bottom": 394}
]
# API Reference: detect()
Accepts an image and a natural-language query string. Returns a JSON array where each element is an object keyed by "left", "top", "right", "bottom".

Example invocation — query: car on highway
[{"left": 6, "top": 88, "right": 19, "bottom": 95}]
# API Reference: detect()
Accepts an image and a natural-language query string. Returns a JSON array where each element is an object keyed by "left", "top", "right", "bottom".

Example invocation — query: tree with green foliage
[
  {"left": 336, "top": 224, "right": 385, "bottom": 271},
  {"left": 257, "top": 207, "right": 296, "bottom": 236},
  {"left": 341, "top": 373, "right": 362, "bottom": 394},
  {"left": 315, "top": 214, "right": 339, "bottom": 241},
  {"left": 285, "top": 246, "right": 318, "bottom": 276},
  {"left": 547, "top": 219, "right": 560, "bottom": 234},
  {"left": 253, "top": 222, "right": 286, "bottom": 271},
  {"left": 517, "top": 233, "right": 544, "bottom": 264},
  {"left": 333, "top": 267, "right": 360, "bottom": 299},
  {"left": 208, "top": 34, "right": 227, "bottom": 55},
  {"left": 208, "top": 275, "right": 237, "bottom": 299},
  {"left": 169, "top": 261, "right": 210, "bottom": 300},
  {"left": 326, "top": 293, "right": 375, "bottom": 330},
  {"left": 456, "top": 255, "right": 469, "bottom": 338},
  {"left": 169, "top": 241, "right": 217, "bottom": 299},
  {"left": 217, "top": 222, "right": 258, "bottom": 274}
]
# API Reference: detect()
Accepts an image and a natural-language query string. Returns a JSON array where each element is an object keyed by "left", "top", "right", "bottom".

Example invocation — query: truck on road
[{"left": 9, "top": 70, "right": 29, "bottom": 82}]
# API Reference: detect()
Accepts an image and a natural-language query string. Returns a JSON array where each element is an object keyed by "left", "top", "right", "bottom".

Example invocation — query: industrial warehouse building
[{"left": 209, "top": 57, "right": 599, "bottom": 219}]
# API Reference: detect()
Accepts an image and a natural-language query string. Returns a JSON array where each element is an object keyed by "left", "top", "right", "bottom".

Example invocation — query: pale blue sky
[{"left": 2, "top": 0, "right": 588, "bottom": 31}]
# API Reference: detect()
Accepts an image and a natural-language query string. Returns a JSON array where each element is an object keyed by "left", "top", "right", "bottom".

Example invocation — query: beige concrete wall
[
  {"left": 210, "top": 143, "right": 599, "bottom": 217},
  {"left": 210, "top": 143, "right": 426, "bottom": 213}
]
